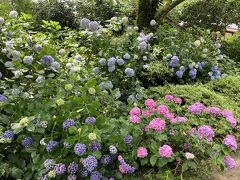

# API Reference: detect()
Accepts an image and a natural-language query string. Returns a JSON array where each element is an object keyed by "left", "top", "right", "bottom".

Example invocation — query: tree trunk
[{"left": 137, "top": 0, "right": 159, "bottom": 29}]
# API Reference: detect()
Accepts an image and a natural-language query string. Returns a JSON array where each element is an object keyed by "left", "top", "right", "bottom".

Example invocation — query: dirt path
[{"left": 213, "top": 155, "right": 240, "bottom": 180}]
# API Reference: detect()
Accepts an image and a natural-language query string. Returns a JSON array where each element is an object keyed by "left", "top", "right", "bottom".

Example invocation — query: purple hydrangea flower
[
  {"left": 45, "top": 140, "right": 59, "bottom": 152},
  {"left": 63, "top": 119, "right": 75, "bottom": 129},
  {"left": 223, "top": 135, "right": 237, "bottom": 151},
  {"left": 81, "top": 155, "right": 98, "bottom": 172},
  {"left": 0, "top": 94, "right": 7, "bottom": 101},
  {"left": 118, "top": 156, "right": 135, "bottom": 174},
  {"left": 101, "top": 154, "right": 112, "bottom": 165},
  {"left": 90, "top": 171, "right": 102, "bottom": 180},
  {"left": 123, "top": 135, "right": 133, "bottom": 145},
  {"left": 85, "top": 117, "right": 96, "bottom": 125},
  {"left": 74, "top": 143, "right": 86, "bottom": 156},
  {"left": 197, "top": 125, "right": 215, "bottom": 142},
  {"left": 54, "top": 163, "right": 66, "bottom": 175},
  {"left": 41, "top": 55, "right": 54, "bottom": 65},
  {"left": 90, "top": 140, "right": 101, "bottom": 151},
  {"left": 205, "top": 107, "right": 222, "bottom": 116},
  {"left": 108, "top": 57, "right": 116, "bottom": 67},
  {"left": 68, "top": 161, "right": 79, "bottom": 174},
  {"left": 117, "top": 58, "right": 125, "bottom": 66},
  {"left": 108, "top": 65, "right": 116, "bottom": 72},
  {"left": 176, "top": 70, "right": 184, "bottom": 78},
  {"left": 3, "top": 130, "right": 14, "bottom": 139},
  {"left": 68, "top": 175, "right": 77, "bottom": 180},
  {"left": 189, "top": 68, "right": 197, "bottom": 79},
  {"left": 80, "top": 18, "right": 90, "bottom": 29},
  {"left": 22, "top": 137, "right": 33, "bottom": 147},
  {"left": 188, "top": 102, "right": 206, "bottom": 114},
  {"left": 138, "top": 41, "right": 147, "bottom": 50},
  {"left": 224, "top": 156, "right": 236, "bottom": 169},
  {"left": 169, "top": 56, "right": 179, "bottom": 67}
]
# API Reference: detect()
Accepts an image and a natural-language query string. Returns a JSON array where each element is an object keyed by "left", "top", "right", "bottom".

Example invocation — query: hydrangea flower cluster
[
  {"left": 188, "top": 102, "right": 206, "bottom": 114},
  {"left": 137, "top": 147, "right": 148, "bottom": 158},
  {"left": 159, "top": 145, "right": 173, "bottom": 158},
  {"left": 90, "top": 171, "right": 102, "bottom": 180},
  {"left": 81, "top": 155, "right": 98, "bottom": 172},
  {"left": 123, "top": 135, "right": 133, "bottom": 145},
  {"left": 145, "top": 118, "right": 166, "bottom": 132},
  {"left": 222, "top": 135, "right": 238, "bottom": 151},
  {"left": 129, "top": 107, "right": 141, "bottom": 124},
  {"left": 45, "top": 140, "right": 59, "bottom": 152},
  {"left": 67, "top": 161, "right": 79, "bottom": 175},
  {"left": 99, "top": 81, "right": 113, "bottom": 90},
  {"left": 100, "top": 154, "right": 113, "bottom": 165},
  {"left": 209, "top": 65, "right": 226, "bottom": 80},
  {"left": 137, "top": 32, "right": 153, "bottom": 51},
  {"left": 54, "top": 163, "right": 66, "bottom": 175},
  {"left": 205, "top": 107, "right": 222, "bottom": 116},
  {"left": 80, "top": 18, "right": 99, "bottom": 31},
  {"left": 197, "top": 125, "right": 215, "bottom": 142},
  {"left": 0, "top": 94, "right": 7, "bottom": 101},
  {"left": 2, "top": 130, "right": 14, "bottom": 139},
  {"left": 85, "top": 116, "right": 96, "bottom": 125},
  {"left": 118, "top": 155, "right": 135, "bottom": 174},
  {"left": 164, "top": 95, "right": 182, "bottom": 105},
  {"left": 63, "top": 119, "right": 75, "bottom": 129},
  {"left": 44, "top": 159, "right": 56, "bottom": 170},
  {"left": 90, "top": 140, "right": 101, "bottom": 151},
  {"left": 21, "top": 137, "right": 33, "bottom": 147},
  {"left": 224, "top": 156, "right": 236, "bottom": 169},
  {"left": 74, "top": 143, "right": 86, "bottom": 156},
  {"left": 169, "top": 56, "right": 179, "bottom": 68},
  {"left": 189, "top": 68, "right": 197, "bottom": 79},
  {"left": 222, "top": 109, "right": 237, "bottom": 128}
]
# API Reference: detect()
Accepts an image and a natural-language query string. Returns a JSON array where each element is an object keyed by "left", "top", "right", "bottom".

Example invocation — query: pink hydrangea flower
[
  {"left": 222, "top": 109, "right": 237, "bottom": 128},
  {"left": 119, "top": 165, "right": 127, "bottom": 174},
  {"left": 157, "top": 104, "right": 169, "bottom": 115},
  {"left": 145, "top": 99, "right": 156, "bottom": 109},
  {"left": 205, "top": 107, "right": 222, "bottom": 116},
  {"left": 142, "top": 110, "right": 151, "bottom": 117},
  {"left": 175, "top": 116, "right": 187, "bottom": 123},
  {"left": 188, "top": 102, "right": 206, "bottom": 114},
  {"left": 164, "top": 112, "right": 175, "bottom": 120},
  {"left": 130, "top": 115, "right": 140, "bottom": 124},
  {"left": 223, "top": 135, "right": 238, "bottom": 151},
  {"left": 159, "top": 145, "right": 173, "bottom": 158},
  {"left": 137, "top": 147, "right": 148, "bottom": 158},
  {"left": 224, "top": 156, "right": 236, "bottom": 169},
  {"left": 164, "top": 95, "right": 174, "bottom": 101},
  {"left": 197, "top": 125, "right": 215, "bottom": 142},
  {"left": 145, "top": 118, "right": 166, "bottom": 132},
  {"left": 174, "top": 97, "right": 182, "bottom": 104},
  {"left": 130, "top": 107, "right": 141, "bottom": 116}
]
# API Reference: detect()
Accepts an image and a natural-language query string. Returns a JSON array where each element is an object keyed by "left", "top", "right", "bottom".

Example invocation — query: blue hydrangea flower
[
  {"left": 106, "top": 81, "right": 113, "bottom": 89},
  {"left": 74, "top": 143, "right": 86, "bottom": 156},
  {"left": 81, "top": 155, "right": 98, "bottom": 172},
  {"left": 101, "top": 154, "right": 112, "bottom": 165},
  {"left": 212, "top": 65, "right": 219, "bottom": 71},
  {"left": 90, "top": 171, "right": 102, "bottom": 180},
  {"left": 127, "top": 95, "right": 136, "bottom": 103},
  {"left": 138, "top": 41, "right": 147, "bottom": 50},
  {"left": 22, "top": 137, "right": 33, "bottom": 147},
  {"left": 54, "top": 163, "right": 66, "bottom": 175},
  {"left": 169, "top": 56, "right": 179, "bottom": 68},
  {"left": 189, "top": 69, "right": 197, "bottom": 79},
  {"left": 3, "top": 130, "right": 14, "bottom": 139},
  {"left": 0, "top": 94, "right": 7, "bottom": 101},
  {"left": 93, "top": 67, "right": 99, "bottom": 74},
  {"left": 123, "top": 53, "right": 131, "bottom": 60},
  {"left": 89, "top": 21, "right": 99, "bottom": 31},
  {"left": 36, "top": 76, "right": 45, "bottom": 83},
  {"left": 176, "top": 70, "right": 184, "bottom": 78},
  {"left": 68, "top": 175, "right": 77, "bottom": 180},
  {"left": 85, "top": 117, "right": 96, "bottom": 125},
  {"left": 68, "top": 161, "right": 79, "bottom": 175},
  {"left": 45, "top": 140, "right": 59, "bottom": 152},
  {"left": 51, "top": 61, "right": 61, "bottom": 69},
  {"left": 117, "top": 58, "right": 125, "bottom": 66},
  {"left": 125, "top": 68, "right": 135, "bottom": 77},
  {"left": 90, "top": 140, "right": 101, "bottom": 151},
  {"left": 108, "top": 65, "right": 116, "bottom": 72},
  {"left": 108, "top": 57, "right": 116, "bottom": 67},
  {"left": 41, "top": 55, "right": 54, "bottom": 65},
  {"left": 123, "top": 135, "right": 133, "bottom": 145},
  {"left": 99, "top": 58, "right": 107, "bottom": 66},
  {"left": 80, "top": 18, "right": 90, "bottom": 29},
  {"left": 63, "top": 119, "right": 75, "bottom": 129}
]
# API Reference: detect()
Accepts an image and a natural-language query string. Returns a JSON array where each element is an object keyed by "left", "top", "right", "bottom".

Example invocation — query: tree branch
[{"left": 155, "top": 0, "right": 186, "bottom": 21}]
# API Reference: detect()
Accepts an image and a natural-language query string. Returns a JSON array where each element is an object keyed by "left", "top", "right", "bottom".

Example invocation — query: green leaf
[
  {"left": 150, "top": 155, "right": 158, "bottom": 166},
  {"left": 68, "top": 126, "right": 78, "bottom": 134},
  {"left": 92, "top": 151, "right": 102, "bottom": 159}
]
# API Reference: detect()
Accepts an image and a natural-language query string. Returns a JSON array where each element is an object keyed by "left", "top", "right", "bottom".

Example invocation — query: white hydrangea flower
[
  {"left": 134, "top": 26, "right": 139, "bottom": 31},
  {"left": 142, "top": 56, "right": 148, "bottom": 61},
  {"left": 33, "top": 44, "right": 42, "bottom": 52},
  {"left": 4, "top": 61, "right": 13, "bottom": 68},
  {"left": 66, "top": 63, "right": 73, "bottom": 69},
  {"left": 150, "top": 19, "right": 157, "bottom": 26},
  {"left": 11, "top": 50, "right": 20, "bottom": 59},
  {"left": 122, "top": 17, "right": 128, "bottom": 24},
  {"left": 185, "top": 152, "right": 195, "bottom": 159},
  {"left": 23, "top": 56, "right": 33, "bottom": 65},
  {"left": 9, "top": 11, "right": 18, "bottom": 18},
  {"left": 51, "top": 61, "right": 60, "bottom": 69},
  {"left": 58, "top": 49, "right": 65, "bottom": 56},
  {"left": 109, "top": 145, "right": 117, "bottom": 154},
  {"left": 14, "top": 71, "right": 23, "bottom": 78},
  {"left": 194, "top": 40, "right": 201, "bottom": 47},
  {"left": 0, "top": 17, "right": 4, "bottom": 24}
]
